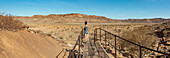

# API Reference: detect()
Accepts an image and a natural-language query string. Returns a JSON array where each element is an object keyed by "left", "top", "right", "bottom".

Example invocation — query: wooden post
[
  {"left": 104, "top": 31, "right": 106, "bottom": 48},
  {"left": 96, "top": 28, "right": 97, "bottom": 41},
  {"left": 140, "top": 46, "right": 142, "bottom": 58},
  {"left": 78, "top": 36, "right": 81, "bottom": 58},
  {"left": 81, "top": 30, "right": 83, "bottom": 57},
  {"left": 94, "top": 29, "right": 95, "bottom": 43},
  {"left": 115, "top": 36, "right": 117, "bottom": 58},
  {"left": 100, "top": 28, "right": 101, "bottom": 42}
]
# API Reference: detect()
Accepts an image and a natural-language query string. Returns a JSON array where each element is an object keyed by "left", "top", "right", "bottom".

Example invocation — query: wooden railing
[
  {"left": 56, "top": 48, "right": 65, "bottom": 58},
  {"left": 93, "top": 28, "right": 170, "bottom": 58},
  {"left": 68, "top": 28, "right": 111, "bottom": 58},
  {"left": 68, "top": 29, "right": 84, "bottom": 58}
]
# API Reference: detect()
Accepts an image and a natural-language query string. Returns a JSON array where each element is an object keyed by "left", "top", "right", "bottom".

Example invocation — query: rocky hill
[
  {"left": 14, "top": 13, "right": 170, "bottom": 23},
  {"left": 122, "top": 18, "right": 170, "bottom": 23},
  {"left": 14, "top": 13, "right": 117, "bottom": 23},
  {"left": 0, "top": 15, "right": 64, "bottom": 58}
]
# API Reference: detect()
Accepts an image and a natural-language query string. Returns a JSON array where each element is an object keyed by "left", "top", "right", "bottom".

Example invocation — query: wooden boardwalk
[{"left": 82, "top": 38, "right": 110, "bottom": 58}]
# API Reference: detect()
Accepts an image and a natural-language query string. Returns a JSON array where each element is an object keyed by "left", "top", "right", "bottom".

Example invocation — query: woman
[{"left": 84, "top": 21, "right": 89, "bottom": 42}]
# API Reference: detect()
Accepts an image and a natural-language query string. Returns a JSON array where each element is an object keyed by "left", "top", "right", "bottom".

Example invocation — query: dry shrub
[
  {"left": 117, "top": 30, "right": 157, "bottom": 57},
  {"left": 0, "top": 14, "right": 28, "bottom": 31}
]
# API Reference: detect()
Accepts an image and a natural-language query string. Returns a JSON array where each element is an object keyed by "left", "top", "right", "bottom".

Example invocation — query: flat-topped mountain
[
  {"left": 14, "top": 13, "right": 117, "bottom": 23},
  {"left": 14, "top": 13, "right": 170, "bottom": 23}
]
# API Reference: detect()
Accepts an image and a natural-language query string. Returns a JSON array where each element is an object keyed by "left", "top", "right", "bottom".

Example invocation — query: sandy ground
[{"left": 0, "top": 30, "right": 63, "bottom": 58}]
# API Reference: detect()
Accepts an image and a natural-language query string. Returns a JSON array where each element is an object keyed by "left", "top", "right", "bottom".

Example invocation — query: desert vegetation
[
  {"left": 104, "top": 21, "right": 170, "bottom": 57},
  {"left": 0, "top": 13, "right": 28, "bottom": 31},
  {"left": 25, "top": 22, "right": 156, "bottom": 50},
  {"left": 1, "top": 12, "right": 169, "bottom": 57}
]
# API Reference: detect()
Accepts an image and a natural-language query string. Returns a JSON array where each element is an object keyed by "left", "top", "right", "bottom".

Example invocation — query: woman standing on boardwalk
[
  {"left": 83, "top": 21, "right": 91, "bottom": 58},
  {"left": 84, "top": 21, "right": 89, "bottom": 42}
]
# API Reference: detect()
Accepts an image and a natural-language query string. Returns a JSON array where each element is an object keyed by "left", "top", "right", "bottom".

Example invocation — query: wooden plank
[{"left": 95, "top": 42, "right": 110, "bottom": 58}]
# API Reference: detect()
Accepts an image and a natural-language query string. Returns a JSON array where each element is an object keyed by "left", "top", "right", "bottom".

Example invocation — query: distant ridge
[
  {"left": 14, "top": 13, "right": 170, "bottom": 23},
  {"left": 121, "top": 18, "right": 170, "bottom": 23}
]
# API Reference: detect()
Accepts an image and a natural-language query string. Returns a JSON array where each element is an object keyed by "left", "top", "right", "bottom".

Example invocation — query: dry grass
[
  {"left": 23, "top": 22, "right": 155, "bottom": 51},
  {"left": 0, "top": 14, "right": 28, "bottom": 31},
  {"left": 115, "top": 28, "right": 158, "bottom": 57}
]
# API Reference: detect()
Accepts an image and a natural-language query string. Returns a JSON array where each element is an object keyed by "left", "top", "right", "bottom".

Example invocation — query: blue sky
[{"left": 0, "top": 0, "right": 170, "bottom": 19}]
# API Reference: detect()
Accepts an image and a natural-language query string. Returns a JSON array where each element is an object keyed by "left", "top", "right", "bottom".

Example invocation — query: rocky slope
[
  {"left": 138, "top": 20, "right": 170, "bottom": 37},
  {"left": 0, "top": 30, "right": 63, "bottom": 58},
  {"left": 14, "top": 13, "right": 170, "bottom": 23},
  {"left": 124, "top": 21, "right": 170, "bottom": 57},
  {"left": 0, "top": 15, "right": 64, "bottom": 58}
]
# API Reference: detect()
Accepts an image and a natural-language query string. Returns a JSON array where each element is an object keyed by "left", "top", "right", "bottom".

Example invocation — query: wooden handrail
[
  {"left": 56, "top": 48, "right": 65, "bottom": 58},
  {"left": 68, "top": 28, "right": 85, "bottom": 58},
  {"left": 95, "top": 28, "right": 170, "bottom": 58}
]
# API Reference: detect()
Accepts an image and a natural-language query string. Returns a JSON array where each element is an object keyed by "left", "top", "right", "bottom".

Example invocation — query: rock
[
  {"left": 56, "top": 38, "right": 61, "bottom": 41},
  {"left": 68, "top": 43, "right": 72, "bottom": 47},
  {"left": 29, "top": 30, "right": 35, "bottom": 33},
  {"left": 61, "top": 39, "right": 66, "bottom": 43}
]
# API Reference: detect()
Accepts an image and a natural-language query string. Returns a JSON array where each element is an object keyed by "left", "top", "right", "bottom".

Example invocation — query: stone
[{"left": 68, "top": 43, "right": 72, "bottom": 47}]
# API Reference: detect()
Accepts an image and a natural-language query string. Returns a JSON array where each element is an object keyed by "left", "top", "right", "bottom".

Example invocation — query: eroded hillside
[{"left": 0, "top": 15, "right": 63, "bottom": 58}]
